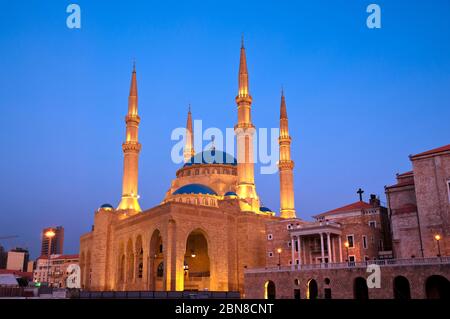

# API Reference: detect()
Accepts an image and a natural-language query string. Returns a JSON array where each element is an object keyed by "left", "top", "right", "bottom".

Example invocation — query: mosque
[{"left": 79, "top": 40, "right": 298, "bottom": 293}]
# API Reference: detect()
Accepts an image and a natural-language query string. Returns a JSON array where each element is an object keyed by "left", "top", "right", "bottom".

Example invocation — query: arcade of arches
[
  {"left": 247, "top": 266, "right": 450, "bottom": 299},
  {"left": 95, "top": 228, "right": 212, "bottom": 292}
]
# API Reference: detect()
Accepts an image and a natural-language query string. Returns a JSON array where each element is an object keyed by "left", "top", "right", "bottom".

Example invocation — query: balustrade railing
[{"left": 244, "top": 256, "right": 450, "bottom": 273}]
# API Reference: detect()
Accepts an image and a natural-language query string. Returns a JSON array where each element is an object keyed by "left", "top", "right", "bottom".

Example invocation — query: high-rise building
[{"left": 40, "top": 226, "right": 64, "bottom": 256}]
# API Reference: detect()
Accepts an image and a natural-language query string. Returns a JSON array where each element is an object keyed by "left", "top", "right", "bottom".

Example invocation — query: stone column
[
  {"left": 297, "top": 236, "right": 302, "bottom": 266},
  {"left": 320, "top": 233, "right": 325, "bottom": 264},
  {"left": 332, "top": 236, "right": 336, "bottom": 263},
  {"left": 327, "top": 233, "right": 332, "bottom": 263},
  {"left": 291, "top": 237, "right": 295, "bottom": 269},
  {"left": 338, "top": 236, "right": 343, "bottom": 262}
]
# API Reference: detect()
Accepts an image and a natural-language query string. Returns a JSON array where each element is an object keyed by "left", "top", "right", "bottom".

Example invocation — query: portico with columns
[{"left": 289, "top": 222, "right": 343, "bottom": 267}]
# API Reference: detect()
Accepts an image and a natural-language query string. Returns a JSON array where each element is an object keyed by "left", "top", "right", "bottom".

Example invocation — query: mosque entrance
[
  {"left": 183, "top": 229, "right": 210, "bottom": 291},
  {"left": 149, "top": 229, "right": 164, "bottom": 291}
]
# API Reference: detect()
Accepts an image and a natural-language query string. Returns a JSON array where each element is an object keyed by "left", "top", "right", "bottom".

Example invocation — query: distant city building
[
  {"left": 33, "top": 254, "right": 79, "bottom": 288},
  {"left": 0, "top": 246, "right": 7, "bottom": 269},
  {"left": 41, "top": 226, "right": 64, "bottom": 256},
  {"left": 26, "top": 260, "right": 35, "bottom": 273},
  {"left": 6, "top": 248, "right": 29, "bottom": 272}
]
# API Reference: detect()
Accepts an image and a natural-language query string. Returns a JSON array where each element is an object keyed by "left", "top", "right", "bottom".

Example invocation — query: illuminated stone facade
[{"left": 79, "top": 41, "right": 295, "bottom": 293}]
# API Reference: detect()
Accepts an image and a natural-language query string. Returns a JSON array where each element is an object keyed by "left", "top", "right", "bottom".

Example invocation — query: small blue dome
[
  {"left": 224, "top": 191, "right": 238, "bottom": 197},
  {"left": 184, "top": 150, "right": 237, "bottom": 167},
  {"left": 173, "top": 184, "right": 217, "bottom": 196},
  {"left": 259, "top": 206, "right": 273, "bottom": 212},
  {"left": 100, "top": 203, "right": 114, "bottom": 209}
]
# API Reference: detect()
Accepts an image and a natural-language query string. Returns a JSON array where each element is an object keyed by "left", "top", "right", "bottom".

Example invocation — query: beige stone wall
[
  {"left": 412, "top": 153, "right": 450, "bottom": 257},
  {"left": 244, "top": 264, "right": 450, "bottom": 299},
  {"left": 79, "top": 199, "right": 275, "bottom": 293},
  {"left": 386, "top": 182, "right": 421, "bottom": 259}
]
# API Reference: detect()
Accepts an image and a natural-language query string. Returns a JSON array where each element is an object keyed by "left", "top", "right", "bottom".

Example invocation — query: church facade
[{"left": 79, "top": 41, "right": 297, "bottom": 293}]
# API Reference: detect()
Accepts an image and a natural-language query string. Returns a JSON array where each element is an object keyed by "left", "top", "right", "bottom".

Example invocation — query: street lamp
[
  {"left": 344, "top": 241, "right": 349, "bottom": 262},
  {"left": 435, "top": 234, "right": 442, "bottom": 258},
  {"left": 45, "top": 230, "right": 56, "bottom": 288},
  {"left": 277, "top": 248, "right": 282, "bottom": 269}
]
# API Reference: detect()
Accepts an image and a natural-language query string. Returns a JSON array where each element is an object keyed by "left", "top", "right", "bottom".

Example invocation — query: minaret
[
  {"left": 183, "top": 105, "right": 195, "bottom": 163},
  {"left": 234, "top": 37, "right": 260, "bottom": 212},
  {"left": 117, "top": 63, "right": 142, "bottom": 213},
  {"left": 278, "top": 90, "right": 296, "bottom": 219}
]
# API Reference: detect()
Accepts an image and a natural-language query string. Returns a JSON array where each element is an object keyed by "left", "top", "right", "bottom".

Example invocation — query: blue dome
[
  {"left": 184, "top": 150, "right": 237, "bottom": 167},
  {"left": 224, "top": 191, "right": 238, "bottom": 197},
  {"left": 100, "top": 203, "right": 114, "bottom": 209},
  {"left": 173, "top": 184, "right": 217, "bottom": 195},
  {"left": 259, "top": 206, "right": 273, "bottom": 212}
]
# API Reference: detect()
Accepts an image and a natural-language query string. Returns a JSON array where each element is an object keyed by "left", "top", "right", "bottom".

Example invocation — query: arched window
[
  {"left": 157, "top": 262, "right": 164, "bottom": 277},
  {"left": 203, "top": 198, "right": 208, "bottom": 205},
  {"left": 307, "top": 279, "right": 318, "bottom": 299},
  {"left": 425, "top": 275, "right": 450, "bottom": 299},
  {"left": 210, "top": 199, "right": 215, "bottom": 206},
  {"left": 264, "top": 281, "right": 276, "bottom": 299},
  {"left": 393, "top": 276, "right": 411, "bottom": 299},
  {"left": 195, "top": 169, "right": 199, "bottom": 175},
  {"left": 354, "top": 277, "right": 369, "bottom": 299},
  {"left": 137, "top": 248, "right": 143, "bottom": 279}
]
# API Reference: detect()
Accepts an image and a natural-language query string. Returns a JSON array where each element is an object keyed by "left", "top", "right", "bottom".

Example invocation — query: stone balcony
[{"left": 245, "top": 256, "right": 450, "bottom": 273}]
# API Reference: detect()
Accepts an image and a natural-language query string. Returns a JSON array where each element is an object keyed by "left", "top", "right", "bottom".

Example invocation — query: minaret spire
[
  {"left": 118, "top": 64, "right": 142, "bottom": 213},
  {"left": 183, "top": 105, "right": 195, "bottom": 163},
  {"left": 235, "top": 38, "right": 260, "bottom": 213},
  {"left": 238, "top": 36, "right": 249, "bottom": 98},
  {"left": 278, "top": 90, "right": 296, "bottom": 219}
]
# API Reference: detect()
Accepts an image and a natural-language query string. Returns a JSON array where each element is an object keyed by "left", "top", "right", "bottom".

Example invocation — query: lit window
[{"left": 347, "top": 235, "right": 354, "bottom": 248}]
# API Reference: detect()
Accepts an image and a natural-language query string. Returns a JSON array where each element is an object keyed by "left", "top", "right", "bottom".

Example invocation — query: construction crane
[{"left": 0, "top": 235, "right": 19, "bottom": 240}]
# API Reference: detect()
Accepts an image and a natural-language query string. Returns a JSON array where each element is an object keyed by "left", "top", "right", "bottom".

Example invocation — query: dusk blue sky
[{"left": 1, "top": 1, "right": 449, "bottom": 258}]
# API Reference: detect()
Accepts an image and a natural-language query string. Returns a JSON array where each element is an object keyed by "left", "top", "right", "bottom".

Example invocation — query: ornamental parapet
[
  {"left": 125, "top": 114, "right": 141, "bottom": 124},
  {"left": 278, "top": 160, "right": 294, "bottom": 170},
  {"left": 122, "top": 141, "right": 142, "bottom": 152}
]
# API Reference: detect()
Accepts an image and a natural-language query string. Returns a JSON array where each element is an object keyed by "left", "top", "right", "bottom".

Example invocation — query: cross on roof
[{"left": 357, "top": 188, "right": 364, "bottom": 202}]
